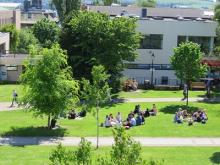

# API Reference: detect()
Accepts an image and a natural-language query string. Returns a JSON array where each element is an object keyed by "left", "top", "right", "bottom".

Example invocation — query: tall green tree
[
  {"left": 214, "top": 3, "right": 220, "bottom": 56},
  {"left": 81, "top": 65, "right": 111, "bottom": 148},
  {"left": 102, "top": 0, "right": 118, "bottom": 6},
  {"left": 20, "top": 44, "right": 79, "bottom": 128},
  {"left": 52, "top": 0, "right": 81, "bottom": 21},
  {"left": 60, "top": 11, "right": 140, "bottom": 92},
  {"left": 0, "top": 24, "right": 19, "bottom": 53},
  {"left": 17, "top": 28, "right": 39, "bottom": 54},
  {"left": 32, "top": 18, "right": 59, "bottom": 48},
  {"left": 136, "top": 0, "right": 156, "bottom": 7},
  {"left": 170, "top": 42, "right": 207, "bottom": 106}
]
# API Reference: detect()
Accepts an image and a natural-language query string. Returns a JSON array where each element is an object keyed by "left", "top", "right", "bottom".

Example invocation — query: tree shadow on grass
[
  {"left": 2, "top": 126, "right": 67, "bottom": 137},
  {"left": 210, "top": 152, "right": 220, "bottom": 164},
  {"left": 160, "top": 105, "right": 199, "bottom": 114}
]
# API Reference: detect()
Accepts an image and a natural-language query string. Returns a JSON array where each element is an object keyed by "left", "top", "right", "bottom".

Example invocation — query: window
[
  {"left": 126, "top": 64, "right": 150, "bottom": 69},
  {"left": 126, "top": 64, "right": 173, "bottom": 70},
  {"left": 177, "top": 36, "right": 211, "bottom": 54},
  {"left": 140, "top": 34, "right": 163, "bottom": 49},
  {"left": 6, "top": 65, "right": 17, "bottom": 71},
  {"left": 177, "top": 36, "right": 187, "bottom": 45},
  {"left": 188, "top": 36, "right": 210, "bottom": 54}
]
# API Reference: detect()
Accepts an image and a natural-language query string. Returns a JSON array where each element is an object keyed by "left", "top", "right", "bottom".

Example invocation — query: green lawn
[
  {"left": 0, "top": 84, "right": 23, "bottom": 102},
  {"left": 1, "top": 102, "right": 220, "bottom": 137},
  {"left": 1, "top": 84, "right": 219, "bottom": 102},
  {"left": 0, "top": 146, "right": 219, "bottom": 165}
]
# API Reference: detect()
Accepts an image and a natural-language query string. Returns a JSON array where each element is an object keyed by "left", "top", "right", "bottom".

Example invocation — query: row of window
[
  {"left": 139, "top": 34, "right": 211, "bottom": 53},
  {"left": 126, "top": 63, "right": 173, "bottom": 70}
]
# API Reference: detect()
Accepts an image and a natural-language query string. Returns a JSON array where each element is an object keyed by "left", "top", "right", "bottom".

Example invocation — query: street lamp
[{"left": 151, "top": 52, "right": 155, "bottom": 85}]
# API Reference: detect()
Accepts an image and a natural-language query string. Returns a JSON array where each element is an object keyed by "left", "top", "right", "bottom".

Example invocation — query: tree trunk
[
  {"left": 48, "top": 114, "right": 51, "bottom": 129},
  {"left": 186, "top": 81, "right": 190, "bottom": 107},
  {"left": 96, "top": 105, "right": 99, "bottom": 149}
]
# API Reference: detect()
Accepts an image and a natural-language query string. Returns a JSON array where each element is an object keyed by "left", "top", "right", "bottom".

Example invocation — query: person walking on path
[
  {"left": 10, "top": 90, "right": 18, "bottom": 107},
  {"left": 182, "top": 84, "right": 187, "bottom": 100}
]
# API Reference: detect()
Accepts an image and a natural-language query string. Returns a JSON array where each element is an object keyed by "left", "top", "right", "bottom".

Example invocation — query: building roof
[
  {"left": 0, "top": 3, "right": 21, "bottom": 10},
  {"left": 87, "top": 6, "right": 214, "bottom": 20}
]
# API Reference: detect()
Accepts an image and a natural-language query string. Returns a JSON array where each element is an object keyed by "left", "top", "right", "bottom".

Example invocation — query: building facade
[{"left": 89, "top": 6, "right": 217, "bottom": 85}]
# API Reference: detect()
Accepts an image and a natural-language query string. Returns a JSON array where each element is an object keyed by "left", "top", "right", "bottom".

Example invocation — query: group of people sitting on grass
[
  {"left": 102, "top": 104, "right": 158, "bottom": 129},
  {"left": 174, "top": 108, "right": 208, "bottom": 126},
  {"left": 68, "top": 109, "right": 87, "bottom": 119}
]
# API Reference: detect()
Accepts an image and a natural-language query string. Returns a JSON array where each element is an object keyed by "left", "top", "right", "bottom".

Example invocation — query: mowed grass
[
  {"left": 1, "top": 102, "right": 220, "bottom": 137},
  {"left": 0, "top": 84, "right": 23, "bottom": 102},
  {"left": 117, "top": 89, "right": 217, "bottom": 98},
  {"left": 0, "top": 146, "right": 220, "bottom": 165},
  {"left": 0, "top": 84, "right": 217, "bottom": 102}
]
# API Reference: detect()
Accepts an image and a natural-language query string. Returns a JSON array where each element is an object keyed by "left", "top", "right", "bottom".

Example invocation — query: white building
[{"left": 88, "top": 6, "right": 218, "bottom": 85}]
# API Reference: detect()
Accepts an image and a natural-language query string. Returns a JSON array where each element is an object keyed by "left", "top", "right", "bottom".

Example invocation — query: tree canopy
[
  {"left": 81, "top": 65, "right": 111, "bottom": 148},
  {"left": 52, "top": 0, "right": 81, "bottom": 21},
  {"left": 136, "top": 0, "right": 156, "bottom": 7},
  {"left": 60, "top": 11, "right": 140, "bottom": 91},
  {"left": 20, "top": 44, "right": 79, "bottom": 128},
  {"left": 0, "top": 24, "right": 19, "bottom": 52},
  {"left": 32, "top": 18, "right": 60, "bottom": 48},
  {"left": 170, "top": 42, "right": 207, "bottom": 83},
  {"left": 17, "top": 28, "right": 39, "bottom": 54}
]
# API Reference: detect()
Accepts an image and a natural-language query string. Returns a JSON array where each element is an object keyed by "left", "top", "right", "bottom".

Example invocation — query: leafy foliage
[
  {"left": 214, "top": 4, "right": 220, "bottom": 56},
  {"left": 136, "top": 0, "right": 156, "bottom": 7},
  {"left": 73, "top": 137, "right": 92, "bottom": 165},
  {"left": 81, "top": 65, "right": 111, "bottom": 148},
  {"left": 60, "top": 11, "right": 141, "bottom": 92},
  {"left": 102, "top": 0, "right": 118, "bottom": 6},
  {"left": 81, "top": 65, "right": 111, "bottom": 110},
  {"left": 32, "top": 18, "right": 59, "bottom": 48},
  {"left": 97, "top": 127, "right": 164, "bottom": 165},
  {"left": 170, "top": 42, "right": 207, "bottom": 83},
  {"left": 52, "top": 0, "right": 81, "bottom": 21},
  {"left": 0, "top": 24, "right": 19, "bottom": 52},
  {"left": 20, "top": 44, "right": 79, "bottom": 128},
  {"left": 17, "top": 28, "right": 39, "bottom": 54},
  {"left": 50, "top": 138, "right": 92, "bottom": 165},
  {"left": 49, "top": 143, "right": 71, "bottom": 165}
]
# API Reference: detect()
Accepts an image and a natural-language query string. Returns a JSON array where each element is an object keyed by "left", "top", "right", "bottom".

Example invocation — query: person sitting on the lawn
[
  {"left": 68, "top": 110, "right": 77, "bottom": 119},
  {"left": 109, "top": 113, "right": 117, "bottom": 126},
  {"left": 134, "top": 104, "right": 141, "bottom": 114},
  {"left": 149, "top": 104, "right": 157, "bottom": 116},
  {"left": 130, "top": 114, "right": 136, "bottom": 127},
  {"left": 116, "top": 112, "right": 122, "bottom": 124},
  {"left": 144, "top": 108, "right": 150, "bottom": 118},
  {"left": 104, "top": 115, "right": 111, "bottom": 127},
  {"left": 174, "top": 112, "right": 183, "bottom": 124},
  {"left": 136, "top": 113, "right": 143, "bottom": 126},
  {"left": 187, "top": 114, "right": 194, "bottom": 126},
  {"left": 200, "top": 110, "right": 208, "bottom": 124},
  {"left": 182, "top": 109, "right": 188, "bottom": 119},
  {"left": 78, "top": 109, "right": 86, "bottom": 117}
]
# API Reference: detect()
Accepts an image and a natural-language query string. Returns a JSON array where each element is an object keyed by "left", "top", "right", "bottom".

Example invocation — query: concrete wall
[
  {"left": 123, "top": 19, "right": 217, "bottom": 84},
  {"left": 0, "top": 33, "right": 9, "bottom": 53},
  {"left": 7, "top": 65, "right": 22, "bottom": 82},
  {"left": 0, "top": 10, "right": 21, "bottom": 30}
]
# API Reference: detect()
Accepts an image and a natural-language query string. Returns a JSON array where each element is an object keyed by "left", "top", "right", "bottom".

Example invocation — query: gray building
[{"left": 88, "top": 6, "right": 217, "bottom": 85}]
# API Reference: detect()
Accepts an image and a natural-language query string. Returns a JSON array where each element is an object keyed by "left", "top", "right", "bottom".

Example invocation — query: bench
[{"left": 190, "top": 82, "right": 206, "bottom": 90}]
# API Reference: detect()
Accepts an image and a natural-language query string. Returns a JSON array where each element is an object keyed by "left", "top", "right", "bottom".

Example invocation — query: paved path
[
  {"left": 0, "top": 102, "right": 21, "bottom": 111},
  {"left": 0, "top": 97, "right": 220, "bottom": 111},
  {"left": 1, "top": 137, "right": 220, "bottom": 146}
]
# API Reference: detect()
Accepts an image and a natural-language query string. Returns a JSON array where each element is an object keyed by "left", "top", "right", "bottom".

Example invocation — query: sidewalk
[
  {"left": 0, "top": 97, "right": 219, "bottom": 111},
  {"left": 1, "top": 137, "right": 220, "bottom": 146},
  {"left": 0, "top": 102, "right": 21, "bottom": 111}
]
